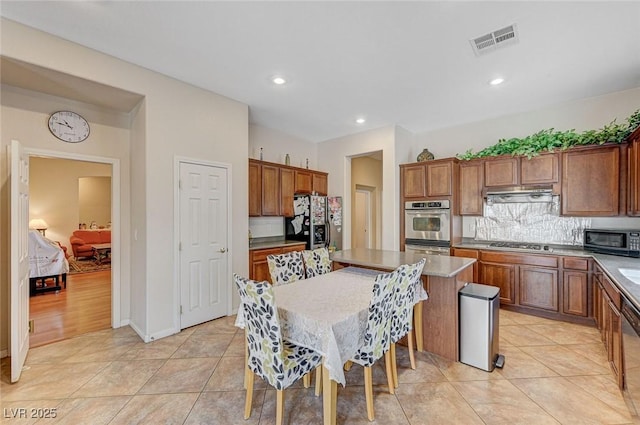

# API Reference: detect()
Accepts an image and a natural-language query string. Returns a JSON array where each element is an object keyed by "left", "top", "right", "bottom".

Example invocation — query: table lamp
[{"left": 29, "top": 218, "right": 48, "bottom": 236}]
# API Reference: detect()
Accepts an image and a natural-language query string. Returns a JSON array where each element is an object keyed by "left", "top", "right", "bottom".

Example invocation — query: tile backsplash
[
  {"left": 249, "top": 216, "right": 285, "bottom": 238},
  {"left": 474, "top": 199, "right": 591, "bottom": 246}
]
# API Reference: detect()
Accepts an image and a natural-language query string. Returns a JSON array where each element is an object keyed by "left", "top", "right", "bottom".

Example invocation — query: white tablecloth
[
  {"left": 28, "top": 230, "right": 69, "bottom": 278},
  {"left": 235, "top": 266, "right": 428, "bottom": 386}
]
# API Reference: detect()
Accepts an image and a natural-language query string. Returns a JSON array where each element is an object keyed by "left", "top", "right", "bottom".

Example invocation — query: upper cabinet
[
  {"left": 484, "top": 156, "right": 519, "bottom": 187},
  {"left": 520, "top": 152, "right": 559, "bottom": 185},
  {"left": 249, "top": 160, "right": 262, "bottom": 217},
  {"left": 249, "top": 159, "right": 329, "bottom": 217},
  {"left": 459, "top": 160, "right": 484, "bottom": 216},
  {"left": 562, "top": 145, "right": 620, "bottom": 216},
  {"left": 400, "top": 159, "right": 455, "bottom": 200},
  {"left": 484, "top": 152, "right": 559, "bottom": 187},
  {"left": 628, "top": 127, "right": 640, "bottom": 216}
]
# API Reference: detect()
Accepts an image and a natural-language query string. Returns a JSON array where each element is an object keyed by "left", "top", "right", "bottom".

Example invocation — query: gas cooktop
[{"left": 489, "top": 241, "right": 544, "bottom": 250}]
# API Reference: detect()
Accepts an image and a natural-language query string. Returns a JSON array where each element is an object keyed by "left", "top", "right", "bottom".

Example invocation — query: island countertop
[{"left": 330, "top": 248, "right": 476, "bottom": 278}]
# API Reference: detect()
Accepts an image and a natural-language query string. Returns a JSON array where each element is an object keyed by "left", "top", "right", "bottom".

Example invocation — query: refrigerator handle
[{"left": 326, "top": 220, "right": 331, "bottom": 248}]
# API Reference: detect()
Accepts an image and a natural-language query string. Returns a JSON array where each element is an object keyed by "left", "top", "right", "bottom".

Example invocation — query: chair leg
[
  {"left": 364, "top": 366, "right": 375, "bottom": 421},
  {"left": 407, "top": 330, "right": 416, "bottom": 370},
  {"left": 244, "top": 370, "right": 255, "bottom": 419},
  {"left": 390, "top": 343, "right": 398, "bottom": 389},
  {"left": 314, "top": 364, "right": 323, "bottom": 396},
  {"left": 276, "top": 389, "right": 285, "bottom": 425},
  {"left": 384, "top": 350, "right": 395, "bottom": 395},
  {"left": 303, "top": 373, "right": 311, "bottom": 388},
  {"left": 344, "top": 360, "right": 353, "bottom": 371}
]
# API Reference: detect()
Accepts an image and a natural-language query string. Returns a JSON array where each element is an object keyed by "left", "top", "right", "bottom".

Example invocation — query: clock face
[{"left": 48, "top": 111, "right": 90, "bottom": 143}]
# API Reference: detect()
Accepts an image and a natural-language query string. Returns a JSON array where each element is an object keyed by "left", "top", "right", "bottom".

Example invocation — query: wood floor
[{"left": 28, "top": 270, "right": 111, "bottom": 348}]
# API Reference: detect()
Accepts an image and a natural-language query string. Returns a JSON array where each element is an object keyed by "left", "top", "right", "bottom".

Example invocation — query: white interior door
[
  {"left": 10, "top": 139, "right": 30, "bottom": 383},
  {"left": 179, "top": 161, "right": 229, "bottom": 329},
  {"left": 354, "top": 190, "right": 371, "bottom": 249}
]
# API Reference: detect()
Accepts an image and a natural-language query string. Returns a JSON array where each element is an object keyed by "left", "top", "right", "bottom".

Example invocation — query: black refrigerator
[{"left": 285, "top": 194, "right": 329, "bottom": 250}]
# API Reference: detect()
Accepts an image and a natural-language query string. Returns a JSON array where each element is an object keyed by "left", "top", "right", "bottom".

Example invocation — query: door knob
[{"left": 219, "top": 248, "right": 227, "bottom": 253}]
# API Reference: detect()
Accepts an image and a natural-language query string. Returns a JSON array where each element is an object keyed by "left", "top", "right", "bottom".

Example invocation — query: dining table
[{"left": 235, "top": 266, "right": 428, "bottom": 425}]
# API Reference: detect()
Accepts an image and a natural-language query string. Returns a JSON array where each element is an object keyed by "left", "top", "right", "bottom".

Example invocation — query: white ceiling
[{"left": 1, "top": 1, "right": 639, "bottom": 143}]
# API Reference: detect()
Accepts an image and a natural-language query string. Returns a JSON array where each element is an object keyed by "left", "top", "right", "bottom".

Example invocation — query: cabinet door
[
  {"left": 562, "top": 146, "right": 620, "bottom": 216},
  {"left": 563, "top": 271, "right": 588, "bottom": 316},
  {"left": 628, "top": 136, "right": 640, "bottom": 216},
  {"left": 261, "top": 165, "right": 280, "bottom": 216},
  {"left": 519, "top": 266, "right": 559, "bottom": 311},
  {"left": 459, "top": 160, "right": 484, "bottom": 215},
  {"left": 312, "top": 172, "right": 328, "bottom": 195},
  {"left": 609, "top": 300, "right": 624, "bottom": 389},
  {"left": 594, "top": 280, "right": 603, "bottom": 331},
  {"left": 521, "top": 153, "right": 559, "bottom": 185},
  {"left": 280, "top": 168, "right": 295, "bottom": 217},
  {"left": 426, "top": 161, "right": 452, "bottom": 197},
  {"left": 484, "top": 157, "right": 519, "bottom": 187},
  {"left": 451, "top": 248, "right": 479, "bottom": 282},
  {"left": 249, "top": 160, "right": 262, "bottom": 216},
  {"left": 295, "top": 170, "right": 313, "bottom": 194},
  {"left": 249, "top": 247, "right": 281, "bottom": 284},
  {"left": 479, "top": 262, "right": 516, "bottom": 304},
  {"left": 401, "top": 164, "right": 427, "bottom": 199}
]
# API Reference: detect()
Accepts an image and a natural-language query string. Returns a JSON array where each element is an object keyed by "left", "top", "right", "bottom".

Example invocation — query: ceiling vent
[{"left": 470, "top": 24, "right": 519, "bottom": 56}]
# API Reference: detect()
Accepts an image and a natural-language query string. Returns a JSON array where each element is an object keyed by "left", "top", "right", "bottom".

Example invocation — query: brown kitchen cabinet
[
  {"left": 400, "top": 163, "right": 427, "bottom": 199},
  {"left": 520, "top": 152, "right": 559, "bottom": 185},
  {"left": 426, "top": 159, "right": 454, "bottom": 197},
  {"left": 249, "top": 244, "right": 306, "bottom": 284},
  {"left": 484, "top": 156, "right": 519, "bottom": 187},
  {"left": 280, "top": 168, "right": 295, "bottom": 217},
  {"left": 458, "top": 160, "right": 484, "bottom": 215},
  {"left": 249, "top": 160, "right": 262, "bottom": 216},
  {"left": 295, "top": 169, "right": 312, "bottom": 194},
  {"left": 261, "top": 164, "right": 281, "bottom": 216},
  {"left": 628, "top": 127, "right": 640, "bottom": 216},
  {"left": 479, "top": 261, "right": 516, "bottom": 304},
  {"left": 312, "top": 172, "right": 328, "bottom": 195},
  {"left": 450, "top": 248, "right": 479, "bottom": 281},
  {"left": 562, "top": 144, "right": 620, "bottom": 216},
  {"left": 594, "top": 263, "right": 624, "bottom": 388},
  {"left": 562, "top": 257, "right": 590, "bottom": 317}
]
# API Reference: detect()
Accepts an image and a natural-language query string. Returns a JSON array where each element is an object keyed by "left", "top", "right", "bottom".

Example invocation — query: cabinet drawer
[
  {"left": 563, "top": 257, "right": 589, "bottom": 271},
  {"left": 602, "top": 273, "right": 622, "bottom": 311},
  {"left": 282, "top": 244, "right": 306, "bottom": 254},
  {"left": 480, "top": 251, "right": 558, "bottom": 268},
  {"left": 250, "top": 247, "right": 282, "bottom": 262}
]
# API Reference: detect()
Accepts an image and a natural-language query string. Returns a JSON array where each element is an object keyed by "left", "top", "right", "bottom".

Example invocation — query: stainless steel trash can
[{"left": 459, "top": 283, "right": 504, "bottom": 372}]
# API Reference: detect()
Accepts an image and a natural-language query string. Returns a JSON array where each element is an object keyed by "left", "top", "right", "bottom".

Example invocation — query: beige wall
[
  {"left": 351, "top": 156, "right": 383, "bottom": 249},
  {"left": 413, "top": 87, "right": 640, "bottom": 160},
  {"left": 1, "top": 19, "right": 249, "bottom": 354},
  {"left": 78, "top": 176, "right": 112, "bottom": 229},
  {"left": 249, "top": 124, "right": 318, "bottom": 169},
  {"left": 30, "top": 158, "right": 112, "bottom": 252}
]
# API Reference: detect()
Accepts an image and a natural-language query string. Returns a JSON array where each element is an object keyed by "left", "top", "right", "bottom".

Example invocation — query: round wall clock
[{"left": 48, "top": 111, "right": 90, "bottom": 143}]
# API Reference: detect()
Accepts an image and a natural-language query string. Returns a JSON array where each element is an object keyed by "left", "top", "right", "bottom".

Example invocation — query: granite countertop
[
  {"left": 249, "top": 239, "right": 307, "bottom": 251},
  {"left": 592, "top": 253, "right": 640, "bottom": 310},
  {"left": 454, "top": 240, "right": 640, "bottom": 310},
  {"left": 330, "top": 248, "right": 475, "bottom": 278}
]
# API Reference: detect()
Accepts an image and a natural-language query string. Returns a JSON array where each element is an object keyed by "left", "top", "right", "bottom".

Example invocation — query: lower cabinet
[
  {"left": 453, "top": 249, "right": 592, "bottom": 323},
  {"left": 249, "top": 244, "right": 306, "bottom": 284},
  {"left": 594, "top": 263, "right": 624, "bottom": 389}
]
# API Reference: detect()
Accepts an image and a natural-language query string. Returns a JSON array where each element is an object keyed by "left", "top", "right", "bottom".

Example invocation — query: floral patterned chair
[
  {"left": 389, "top": 258, "right": 426, "bottom": 388},
  {"left": 301, "top": 247, "right": 332, "bottom": 278},
  {"left": 267, "top": 251, "right": 305, "bottom": 285},
  {"left": 234, "top": 274, "right": 322, "bottom": 425},
  {"left": 348, "top": 266, "right": 401, "bottom": 421}
]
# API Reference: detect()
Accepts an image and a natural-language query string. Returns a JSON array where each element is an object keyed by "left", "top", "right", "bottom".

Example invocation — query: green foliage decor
[{"left": 457, "top": 109, "right": 640, "bottom": 160}]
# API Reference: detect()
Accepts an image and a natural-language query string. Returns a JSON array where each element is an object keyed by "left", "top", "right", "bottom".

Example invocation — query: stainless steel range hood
[{"left": 485, "top": 186, "right": 555, "bottom": 204}]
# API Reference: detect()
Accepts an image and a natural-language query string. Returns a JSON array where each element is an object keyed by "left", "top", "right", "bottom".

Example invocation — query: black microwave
[{"left": 584, "top": 229, "right": 640, "bottom": 257}]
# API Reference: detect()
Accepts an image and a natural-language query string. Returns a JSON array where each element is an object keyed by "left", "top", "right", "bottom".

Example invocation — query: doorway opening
[
  {"left": 25, "top": 149, "right": 120, "bottom": 347},
  {"left": 350, "top": 152, "right": 383, "bottom": 250}
]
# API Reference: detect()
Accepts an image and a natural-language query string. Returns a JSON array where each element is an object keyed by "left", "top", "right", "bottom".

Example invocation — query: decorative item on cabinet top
[{"left": 417, "top": 148, "right": 435, "bottom": 162}]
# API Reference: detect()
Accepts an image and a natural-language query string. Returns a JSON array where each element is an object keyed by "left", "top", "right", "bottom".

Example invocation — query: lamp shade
[{"left": 29, "top": 218, "right": 48, "bottom": 230}]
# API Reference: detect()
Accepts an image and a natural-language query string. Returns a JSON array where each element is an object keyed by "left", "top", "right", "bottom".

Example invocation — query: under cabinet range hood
[{"left": 485, "top": 186, "right": 555, "bottom": 204}]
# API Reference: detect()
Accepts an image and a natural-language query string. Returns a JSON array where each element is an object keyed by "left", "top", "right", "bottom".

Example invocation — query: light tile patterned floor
[{"left": 1, "top": 309, "right": 636, "bottom": 424}]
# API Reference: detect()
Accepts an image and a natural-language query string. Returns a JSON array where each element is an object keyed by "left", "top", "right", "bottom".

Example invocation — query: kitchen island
[{"left": 331, "top": 248, "right": 476, "bottom": 361}]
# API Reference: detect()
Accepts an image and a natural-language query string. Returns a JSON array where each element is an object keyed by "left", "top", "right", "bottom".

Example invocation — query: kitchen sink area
[{"left": 620, "top": 268, "right": 640, "bottom": 285}]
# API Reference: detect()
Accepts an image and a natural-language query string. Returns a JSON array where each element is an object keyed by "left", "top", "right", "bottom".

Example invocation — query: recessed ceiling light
[
  {"left": 489, "top": 77, "right": 505, "bottom": 86},
  {"left": 355, "top": 117, "right": 366, "bottom": 124},
  {"left": 272, "top": 76, "right": 287, "bottom": 85}
]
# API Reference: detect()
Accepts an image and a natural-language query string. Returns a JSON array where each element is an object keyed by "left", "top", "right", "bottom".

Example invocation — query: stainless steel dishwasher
[{"left": 621, "top": 297, "right": 640, "bottom": 418}]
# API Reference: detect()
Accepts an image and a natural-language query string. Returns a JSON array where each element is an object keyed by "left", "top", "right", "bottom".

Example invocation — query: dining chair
[
  {"left": 349, "top": 267, "right": 401, "bottom": 421},
  {"left": 389, "top": 258, "right": 426, "bottom": 389},
  {"left": 301, "top": 247, "right": 332, "bottom": 278},
  {"left": 234, "top": 274, "right": 322, "bottom": 425},
  {"left": 267, "top": 251, "right": 305, "bottom": 285}
]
